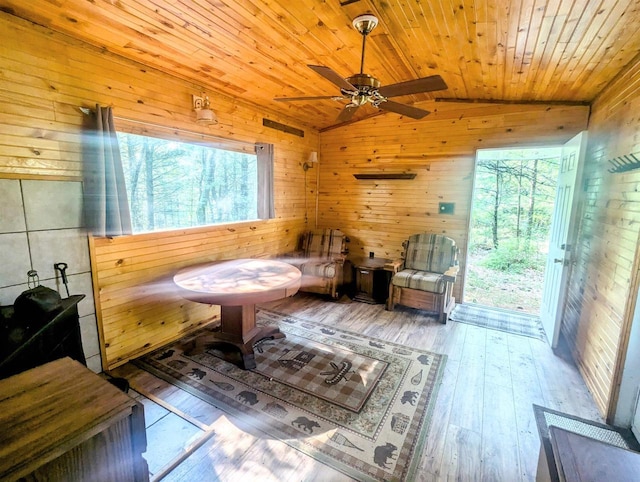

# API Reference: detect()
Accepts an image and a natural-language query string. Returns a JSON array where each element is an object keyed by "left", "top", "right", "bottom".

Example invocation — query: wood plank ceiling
[{"left": 1, "top": 0, "right": 639, "bottom": 130}]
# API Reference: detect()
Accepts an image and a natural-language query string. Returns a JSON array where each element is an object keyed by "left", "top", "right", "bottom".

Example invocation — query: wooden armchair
[
  {"left": 386, "top": 233, "right": 459, "bottom": 323},
  {"left": 286, "top": 229, "right": 347, "bottom": 299}
]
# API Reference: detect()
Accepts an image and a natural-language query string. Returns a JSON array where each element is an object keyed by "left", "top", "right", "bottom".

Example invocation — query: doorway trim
[{"left": 464, "top": 146, "right": 562, "bottom": 315}]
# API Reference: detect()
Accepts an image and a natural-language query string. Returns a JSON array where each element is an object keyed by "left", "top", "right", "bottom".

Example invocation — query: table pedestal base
[{"left": 182, "top": 304, "right": 285, "bottom": 370}]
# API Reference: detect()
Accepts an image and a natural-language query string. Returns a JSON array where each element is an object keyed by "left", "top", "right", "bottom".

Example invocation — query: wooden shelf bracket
[{"left": 353, "top": 173, "right": 417, "bottom": 180}]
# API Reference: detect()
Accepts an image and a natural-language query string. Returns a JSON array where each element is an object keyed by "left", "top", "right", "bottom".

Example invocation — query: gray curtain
[
  {"left": 256, "top": 142, "right": 275, "bottom": 219},
  {"left": 82, "top": 105, "right": 132, "bottom": 237}
]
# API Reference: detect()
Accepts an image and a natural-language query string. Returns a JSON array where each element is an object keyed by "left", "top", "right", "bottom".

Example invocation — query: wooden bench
[{"left": 533, "top": 404, "right": 640, "bottom": 482}]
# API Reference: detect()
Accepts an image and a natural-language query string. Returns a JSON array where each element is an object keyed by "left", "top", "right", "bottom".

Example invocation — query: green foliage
[
  {"left": 464, "top": 250, "right": 545, "bottom": 313},
  {"left": 470, "top": 154, "right": 559, "bottom": 251},
  {"left": 469, "top": 150, "right": 559, "bottom": 282},
  {"left": 480, "top": 239, "right": 543, "bottom": 273},
  {"left": 466, "top": 150, "right": 559, "bottom": 311}
]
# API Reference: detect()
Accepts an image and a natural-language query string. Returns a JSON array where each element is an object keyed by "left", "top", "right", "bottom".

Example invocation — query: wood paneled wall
[
  {"left": 0, "top": 13, "right": 319, "bottom": 368},
  {"left": 6, "top": 8, "right": 638, "bottom": 410},
  {"left": 563, "top": 55, "right": 640, "bottom": 418},
  {"left": 318, "top": 102, "right": 590, "bottom": 301}
]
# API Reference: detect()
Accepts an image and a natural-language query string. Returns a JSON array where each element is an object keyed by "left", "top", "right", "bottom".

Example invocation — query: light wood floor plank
[
  {"left": 508, "top": 336, "right": 548, "bottom": 482},
  {"left": 419, "top": 358, "right": 461, "bottom": 478},
  {"left": 114, "top": 294, "right": 602, "bottom": 481},
  {"left": 485, "top": 330, "right": 513, "bottom": 390},
  {"left": 448, "top": 327, "right": 486, "bottom": 434},
  {"left": 436, "top": 424, "right": 483, "bottom": 482},
  {"left": 513, "top": 394, "right": 543, "bottom": 482},
  {"left": 529, "top": 337, "right": 603, "bottom": 420},
  {"left": 481, "top": 382, "right": 521, "bottom": 482},
  {"left": 144, "top": 412, "right": 203, "bottom": 476}
]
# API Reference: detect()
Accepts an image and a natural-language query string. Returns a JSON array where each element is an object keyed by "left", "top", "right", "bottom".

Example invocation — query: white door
[
  {"left": 633, "top": 391, "right": 640, "bottom": 440},
  {"left": 540, "top": 131, "right": 588, "bottom": 348}
]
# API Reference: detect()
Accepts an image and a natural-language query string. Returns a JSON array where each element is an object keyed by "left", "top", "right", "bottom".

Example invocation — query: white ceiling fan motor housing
[{"left": 352, "top": 14, "right": 379, "bottom": 35}]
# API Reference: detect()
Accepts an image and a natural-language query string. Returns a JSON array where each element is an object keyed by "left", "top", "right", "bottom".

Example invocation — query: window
[{"left": 117, "top": 132, "right": 270, "bottom": 233}]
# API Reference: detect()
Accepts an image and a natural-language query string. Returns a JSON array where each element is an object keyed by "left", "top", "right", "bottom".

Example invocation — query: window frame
[{"left": 114, "top": 120, "right": 273, "bottom": 235}]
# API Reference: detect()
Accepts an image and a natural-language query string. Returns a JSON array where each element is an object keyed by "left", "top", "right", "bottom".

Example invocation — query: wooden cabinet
[
  {"left": 549, "top": 426, "right": 640, "bottom": 482},
  {"left": 0, "top": 357, "right": 148, "bottom": 482},
  {"left": 352, "top": 257, "right": 392, "bottom": 304}
]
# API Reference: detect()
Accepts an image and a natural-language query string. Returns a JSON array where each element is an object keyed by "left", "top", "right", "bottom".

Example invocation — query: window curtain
[
  {"left": 82, "top": 105, "right": 132, "bottom": 236},
  {"left": 256, "top": 142, "right": 275, "bottom": 219}
]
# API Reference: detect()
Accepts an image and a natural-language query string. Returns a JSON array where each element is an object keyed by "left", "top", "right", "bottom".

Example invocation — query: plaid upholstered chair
[
  {"left": 386, "top": 233, "right": 459, "bottom": 323},
  {"left": 287, "top": 229, "right": 348, "bottom": 299}
]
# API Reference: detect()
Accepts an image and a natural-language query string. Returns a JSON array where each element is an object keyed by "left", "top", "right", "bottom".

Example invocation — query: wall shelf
[{"left": 353, "top": 173, "right": 417, "bottom": 180}]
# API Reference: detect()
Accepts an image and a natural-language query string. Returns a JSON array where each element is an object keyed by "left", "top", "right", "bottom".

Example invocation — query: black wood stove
[{"left": 0, "top": 294, "right": 85, "bottom": 380}]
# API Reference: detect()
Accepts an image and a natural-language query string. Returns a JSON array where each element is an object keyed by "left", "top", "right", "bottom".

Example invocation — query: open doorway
[{"left": 464, "top": 147, "right": 561, "bottom": 315}]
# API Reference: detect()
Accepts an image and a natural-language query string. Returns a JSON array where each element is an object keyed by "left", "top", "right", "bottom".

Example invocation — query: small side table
[{"left": 351, "top": 256, "right": 392, "bottom": 304}]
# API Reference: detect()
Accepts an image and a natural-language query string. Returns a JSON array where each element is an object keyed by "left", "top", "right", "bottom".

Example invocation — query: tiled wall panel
[{"left": 0, "top": 179, "right": 100, "bottom": 372}]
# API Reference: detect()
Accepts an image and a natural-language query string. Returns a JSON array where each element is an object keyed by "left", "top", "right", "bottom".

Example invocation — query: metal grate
[{"left": 544, "top": 412, "right": 630, "bottom": 449}]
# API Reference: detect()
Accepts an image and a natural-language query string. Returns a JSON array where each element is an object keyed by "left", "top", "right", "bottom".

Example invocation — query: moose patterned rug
[{"left": 134, "top": 309, "right": 446, "bottom": 482}]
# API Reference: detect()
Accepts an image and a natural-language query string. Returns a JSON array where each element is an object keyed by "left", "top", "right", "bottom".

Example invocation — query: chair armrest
[
  {"left": 282, "top": 250, "right": 305, "bottom": 259},
  {"left": 442, "top": 265, "right": 459, "bottom": 281},
  {"left": 330, "top": 254, "right": 347, "bottom": 265},
  {"left": 384, "top": 259, "right": 404, "bottom": 274}
]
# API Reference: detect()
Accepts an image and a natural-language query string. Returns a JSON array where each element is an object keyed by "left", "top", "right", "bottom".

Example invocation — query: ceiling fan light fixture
[
  {"left": 352, "top": 14, "right": 378, "bottom": 35},
  {"left": 353, "top": 94, "right": 369, "bottom": 106},
  {"left": 275, "top": 11, "right": 447, "bottom": 123}
]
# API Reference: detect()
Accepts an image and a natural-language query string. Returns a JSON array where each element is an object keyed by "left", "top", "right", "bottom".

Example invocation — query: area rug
[
  {"left": 450, "top": 302, "right": 546, "bottom": 341},
  {"left": 133, "top": 308, "right": 446, "bottom": 482}
]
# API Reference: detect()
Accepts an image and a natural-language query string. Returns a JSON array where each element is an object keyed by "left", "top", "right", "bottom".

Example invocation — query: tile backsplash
[{"left": 0, "top": 179, "right": 101, "bottom": 373}]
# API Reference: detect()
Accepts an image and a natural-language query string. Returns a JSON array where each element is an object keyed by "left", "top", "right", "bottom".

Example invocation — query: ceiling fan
[{"left": 275, "top": 14, "right": 448, "bottom": 122}]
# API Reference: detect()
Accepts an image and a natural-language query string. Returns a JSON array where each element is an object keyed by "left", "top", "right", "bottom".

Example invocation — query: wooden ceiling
[{"left": 2, "top": 0, "right": 639, "bottom": 130}]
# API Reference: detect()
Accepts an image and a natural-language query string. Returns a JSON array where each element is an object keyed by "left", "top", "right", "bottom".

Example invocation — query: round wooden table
[{"left": 173, "top": 258, "right": 301, "bottom": 369}]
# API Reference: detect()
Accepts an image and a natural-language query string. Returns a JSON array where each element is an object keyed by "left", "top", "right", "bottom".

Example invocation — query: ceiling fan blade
[
  {"left": 336, "top": 104, "right": 360, "bottom": 122},
  {"left": 378, "top": 75, "right": 448, "bottom": 98},
  {"left": 378, "top": 100, "right": 431, "bottom": 119},
  {"left": 274, "top": 95, "right": 345, "bottom": 102},
  {"left": 308, "top": 65, "right": 357, "bottom": 92}
]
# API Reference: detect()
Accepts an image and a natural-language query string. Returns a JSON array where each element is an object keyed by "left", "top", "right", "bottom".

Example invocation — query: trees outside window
[
  {"left": 472, "top": 156, "right": 558, "bottom": 256},
  {"left": 117, "top": 132, "right": 258, "bottom": 233}
]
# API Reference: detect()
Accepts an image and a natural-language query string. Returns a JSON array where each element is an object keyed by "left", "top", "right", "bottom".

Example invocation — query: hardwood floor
[{"left": 110, "top": 294, "right": 603, "bottom": 481}]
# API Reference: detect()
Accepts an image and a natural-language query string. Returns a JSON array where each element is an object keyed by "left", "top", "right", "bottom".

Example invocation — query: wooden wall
[
  {"left": 0, "top": 13, "right": 319, "bottom": 368},
  {"left": 318, "top": 102, "right": 590, "bottom": 301},
  {"left": 563, "top": 55, "right": 640, "bottom": 418},
  {"left": 6, "top": 7, "right": 638, "bottom": 410}
]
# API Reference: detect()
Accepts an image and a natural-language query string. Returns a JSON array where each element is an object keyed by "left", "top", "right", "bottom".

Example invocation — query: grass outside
[{"left": 463, "top": 251, "right": 544, "bottom": 315}]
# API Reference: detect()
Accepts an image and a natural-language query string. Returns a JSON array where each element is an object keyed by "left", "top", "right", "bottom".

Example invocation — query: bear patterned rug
[{"left": 133, "top": 309, "right": 446, "bottom": 482}]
